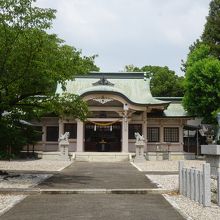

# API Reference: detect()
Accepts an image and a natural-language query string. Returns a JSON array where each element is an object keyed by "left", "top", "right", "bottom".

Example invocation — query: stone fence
[{"left": 178, "top": 161, "right": 220, "bottom": 207}]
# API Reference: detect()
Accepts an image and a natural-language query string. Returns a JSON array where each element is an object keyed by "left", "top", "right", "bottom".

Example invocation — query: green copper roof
[
  {"left": 164, "top": 103, "right": 188, "bottom": 117},
  {"left": 56, "top": 72, "right": 169, "bottom": 106}
]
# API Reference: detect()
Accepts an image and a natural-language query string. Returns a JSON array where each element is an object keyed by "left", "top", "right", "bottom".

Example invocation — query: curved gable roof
[{"left": 56, "top": 72, "right": 170, "bottom": 106}]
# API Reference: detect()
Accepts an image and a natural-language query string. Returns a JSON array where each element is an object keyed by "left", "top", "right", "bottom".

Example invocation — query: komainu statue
[
  {"left": 59, "top": 132, "right": 70, "bottom": 146},
  {"left": 134, "top": 132, "right": 145, "bottom": 142}
]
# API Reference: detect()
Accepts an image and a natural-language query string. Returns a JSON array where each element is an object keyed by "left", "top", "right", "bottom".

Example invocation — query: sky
[{"left": 36, "top": 0, "right": 211, "bottom": 75}]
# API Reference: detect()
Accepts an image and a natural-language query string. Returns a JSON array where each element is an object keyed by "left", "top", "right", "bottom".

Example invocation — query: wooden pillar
[
  {"left": 122, "top": 116, "right": 128, "bottom": 152},
  {"left": 42, "top": 124, "right": 46, "bottom": 151},
  {"left": 179, "top": 125, "right": 184, "bottom": 151},
  {"left": 76, "top": 120, "right": 84, "bottom": 152},
  {"left": 160, "top": 122, "right": 164, "bottom": 145},
  {"left": 58, "top": 118, "right": 64, "bottom": 151},
  {"left": 142, "top": 111, "right": 147, "bottom": 152},
  {"left": 58, "top": 118, "right": 64, "bottom": 137}
]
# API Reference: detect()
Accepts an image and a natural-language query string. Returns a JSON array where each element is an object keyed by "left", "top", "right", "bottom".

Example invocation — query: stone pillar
[
  {"left": 58, "top": 118, "right": 64, "bottom": 151},
  {"left": 179, "top": 124, "right": 184, "bottom": 151},
  {"left": 58, "top": 118, "right": 64, "bottom": 138},
  {"left": 142, "top": 111, "right": 147, "bottom": 152},
  {"left": 76, "top": 120, "right": 84, "bottom": 152},
  {"left": 122, "top": 116, "right": 128, "bottom": 152},
  {"left": 160, "top": 125, "right": 164, "bottom": 150},
  {"left": 42, "top": 124, "right": 46, "bottom": 151}
]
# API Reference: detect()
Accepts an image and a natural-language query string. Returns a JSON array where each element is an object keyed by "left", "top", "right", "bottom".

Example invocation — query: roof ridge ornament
[{"left": 92, "top": 75, "right": 114, "bottom": 86}]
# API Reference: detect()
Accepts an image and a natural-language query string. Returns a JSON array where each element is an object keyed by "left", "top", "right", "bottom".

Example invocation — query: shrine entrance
[{"left": 84, "top": 122, "right": 122, "bottom": 152}]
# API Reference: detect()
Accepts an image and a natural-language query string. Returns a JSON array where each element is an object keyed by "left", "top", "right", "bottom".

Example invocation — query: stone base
[
  {"left": 204, "top": 155, "right": 220, "bottom": 176},
  {"left": 133, "top": 156, "right": 146, "bottom": 163},
  {"left": 201, "top": 145, "right": 220, "bottom": 176},
  {"left": 146, "top": 152, "right": 195, "bottom": 161},
  {"left": 74, "top": 152, "right": 131, "bottom": 162},
  {"left": 60, "top": 145, "right": 69, "bottom": 161},
  {"left": 134, "top": 144, "right": 145, "bottom": 163},
  {"left": 39, "top": 152, "right": 71, "bottom": 161},
  {"left": 201, "top": 145, "right": 220, "bottom": 155}
]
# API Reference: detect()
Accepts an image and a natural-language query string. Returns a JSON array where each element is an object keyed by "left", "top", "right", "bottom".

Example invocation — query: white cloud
[{"left": 36, "top": 0, "right": 211, "bottom": 74}]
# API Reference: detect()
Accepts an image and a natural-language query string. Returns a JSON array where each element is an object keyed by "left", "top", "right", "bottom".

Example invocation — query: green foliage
[
  {"left": 42, "top": 93, "right": 88, "bottom": 121},
  {"left": 182, "top": 0, "right": 220, "bottom": 72},
  {"left": 183, "top": 44, "right": 220, "bottom": 123},
  {"left": 184, "top": 44, "right": 211, "bottom": 70},
  {"left": 0, "top": 0, "right": 98, "bottom": 119},
  {"left": 183, "top": 0, "right": 220, "bottom": 123},
  {"left": 201, "top": 0, "right": 220, "bottom": 58},
  {"left": 0, "top": 119, "right": 26, "bottom": 159},
  {"left": 124, "top": 65, "right": 184, "bottom": 97},
  {"left": 0, "top": 0, "right": 99, "bottom": 156}
]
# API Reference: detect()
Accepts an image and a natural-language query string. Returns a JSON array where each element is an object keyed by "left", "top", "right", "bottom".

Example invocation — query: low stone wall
[{"left": 146, "top": 152, "right": 195, "bottom": 161}]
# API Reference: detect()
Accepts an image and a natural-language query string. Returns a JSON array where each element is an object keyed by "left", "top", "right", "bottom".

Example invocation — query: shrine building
[{"left": 33, "top": 72, "right": 195, "bottom": 160}]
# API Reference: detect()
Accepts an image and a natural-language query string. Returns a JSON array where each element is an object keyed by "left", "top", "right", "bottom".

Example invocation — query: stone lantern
[{"left": 201, "top": 112, "right": 220, "bottom": 176}]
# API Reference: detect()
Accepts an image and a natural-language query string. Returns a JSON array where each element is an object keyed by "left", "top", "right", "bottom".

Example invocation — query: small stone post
[
  {"left": 203, "top": 163, "right": 211, "bottom": 207},
  {"left": 179, "top": 161, "right": 184, "bottom": 194},
  {"left": 186, "top": 169, "right": 191, "bottom": 198},
  {"left": 190, "top": 169, "right": 195, "bottom": 200},
  {"left": 199, "top": 171, "right": 203, "bottom": 204},
  {"left": 217, "top": 171, "right": 220, "bottom": 206},
  {"left": 183, "top": 168, "right": 187, "bottom": 196},
  {"left": 194, "top": 170, "right": 199, "bottom": 202}
]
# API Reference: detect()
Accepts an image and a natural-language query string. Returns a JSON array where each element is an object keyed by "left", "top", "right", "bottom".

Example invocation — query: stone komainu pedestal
[
  {"left": 58, "top": 132, "right": 70, "bottom": 161},
  {"left": 134, "top": 141, "right": 145, "bottom": 163},
  {"left": 59, "top": 140, "right": 70, "bottom": 161}
]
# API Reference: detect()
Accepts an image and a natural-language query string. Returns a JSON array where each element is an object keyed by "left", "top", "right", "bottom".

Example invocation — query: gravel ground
[
  {"left": 146, "top": 174, "right": 218, "bottom": 194},
  {"left": 0, "top": 159, "right": 72, "bottom": 216},
  {"left": 0, "top": 159, "right": 72, "bottom": 172},
  {"left": 0, "top": 173, "right": 50, "bottom": 216},
  {"left": 0, "top": 195, "right": 26, "bottom": 216},
  {"left": 164, "top": 194, "right": 220, "bottom": 220},
  {"left": 0, "top": 174, "right": 52, "bottom": 188},
  {"left": 135, "top": 160, "right": 206, "bottom": 172},
  {"left": 146, "top": 174, "right": 178, "bottom": 190},
  {"left": 140, "top": 161, "right": 220, "bottom": 220}
]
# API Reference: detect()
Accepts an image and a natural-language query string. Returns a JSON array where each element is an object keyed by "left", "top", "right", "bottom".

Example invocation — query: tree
[
  {"left": 182, "top": 0, "right": 220, "bottom": 72},
  {"left": 183, "top": 44, "right": 220, "bottom": 123},
  {"left": 183, "top": 0, "right": 220, "bottom": 123},
  {"left": 0, "top": 0, "right": 99, "bottom": 157},
  {"left": 201, "top": 0, "right": 220, "bottom": 58},
  {"left": 124, "top": 65, "right": 184, "bottom": 97}
]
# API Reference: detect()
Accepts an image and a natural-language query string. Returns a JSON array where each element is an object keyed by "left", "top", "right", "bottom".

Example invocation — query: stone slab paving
[
  {"left": 38, "top": 162, "right": 156, "bottom": 189},
  {"left": 0, "top": 194, "right": 184, "bottom": 220}
]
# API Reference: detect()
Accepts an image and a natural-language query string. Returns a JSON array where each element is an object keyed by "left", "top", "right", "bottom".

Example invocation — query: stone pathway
[
  {"left": 38, "top": 162, "right": 156, "bottom": 189},
  {"left": 0, "top": 162, "right": 185, "bottom": 220}
]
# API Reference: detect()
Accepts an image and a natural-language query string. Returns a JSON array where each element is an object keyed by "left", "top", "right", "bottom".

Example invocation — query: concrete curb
[
  {"left": 0, "top": 188, "right": 177, "bottom": 195},
  {"left": 163, "top": 194, "right": 193, "bottom": 220},
  {"left": 130, "top": 162, "right": 143, "bottom": 172}
]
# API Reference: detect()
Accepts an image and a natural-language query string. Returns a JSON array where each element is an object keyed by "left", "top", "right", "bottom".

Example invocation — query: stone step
[
  {"left": 73, "top": 152, "right": 133, "bottom": 162},
  {"left": 39, "top": 152, "right": 70, "bottom": 161}
]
